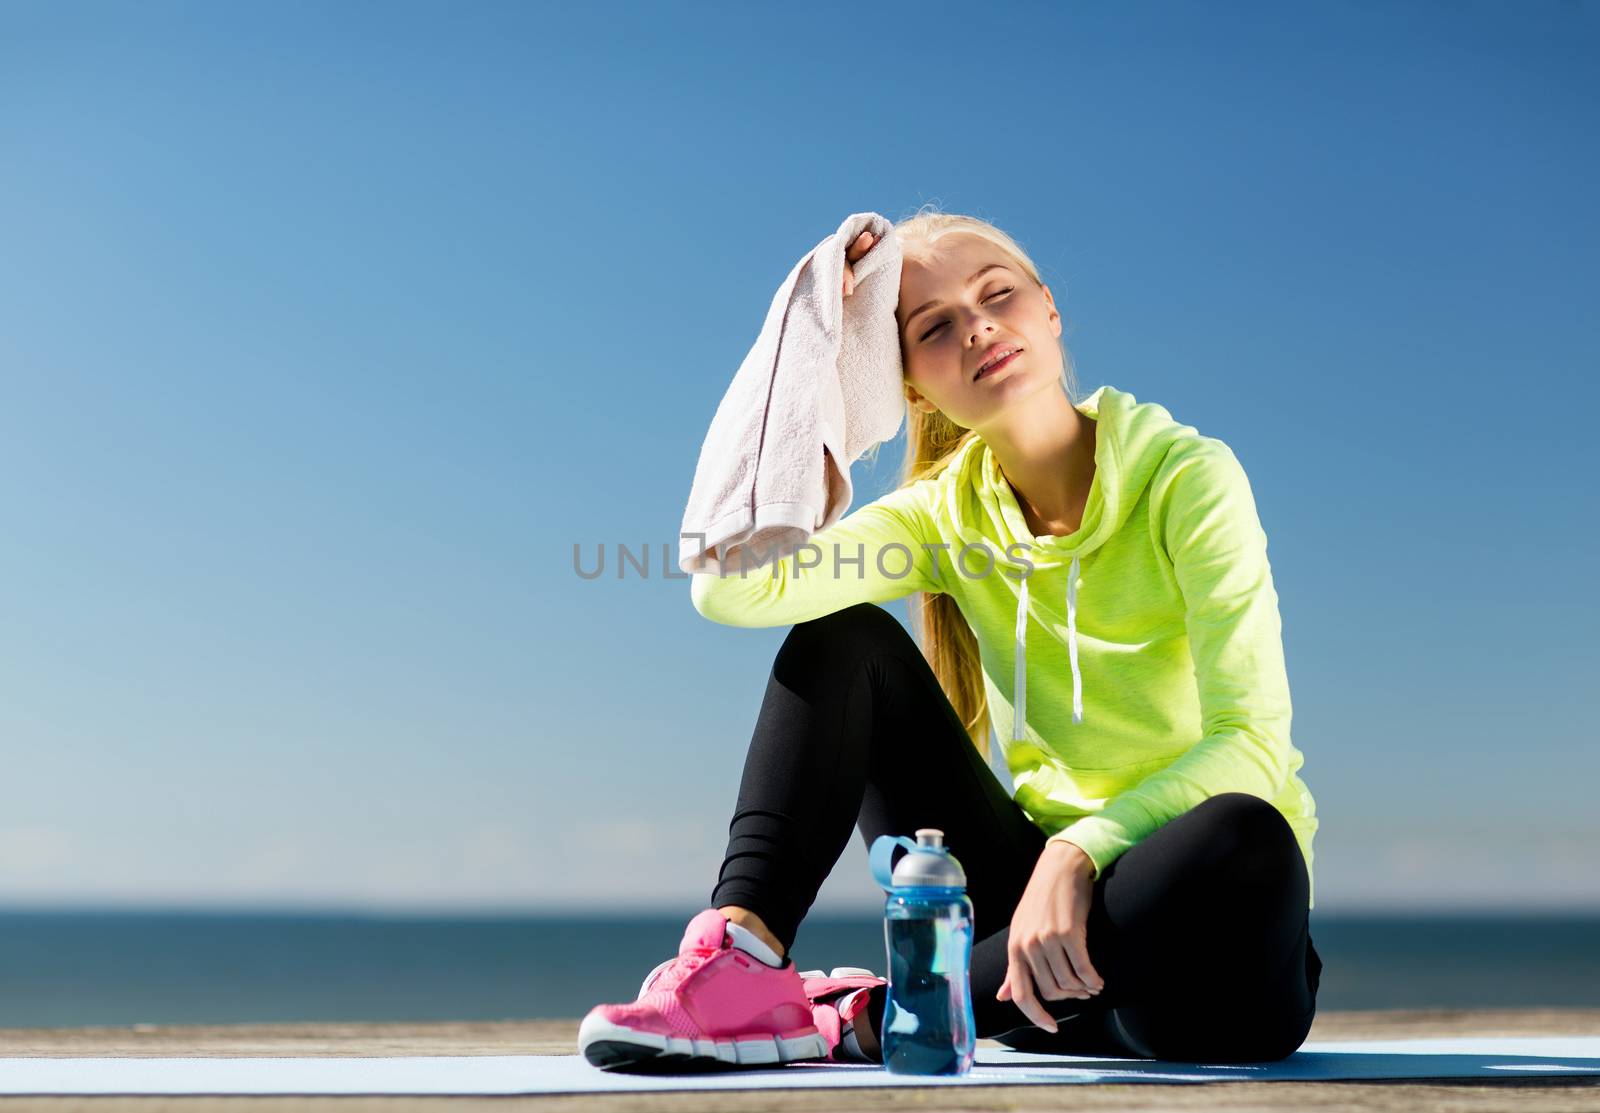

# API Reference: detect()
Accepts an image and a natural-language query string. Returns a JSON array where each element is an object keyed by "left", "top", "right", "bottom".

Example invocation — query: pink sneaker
[
  {"left": 798, "top": 967, "right": 885, "bottom": 1063},
  {"left": 578, "top": 909, "right": 828, "bottom": 1071}
]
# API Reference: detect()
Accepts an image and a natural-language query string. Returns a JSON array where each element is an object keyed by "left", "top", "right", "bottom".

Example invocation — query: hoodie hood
[{"left": 939, "top": 385, "right": 1198, "bottom": 741}]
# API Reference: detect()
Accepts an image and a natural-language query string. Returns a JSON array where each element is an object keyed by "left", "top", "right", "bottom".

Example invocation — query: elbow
[
  {"left": 1244, "top": 721, "right": 1294, "bottom": 796},
  {"left": 690, "top": 574, "right": 724, "bottom": 623},
  {"left": 689, "top": 571, "right": 785, "bottom": 629},
  {"left": 689, "top": 573, "right": 747, "bottom": 627},
  {"left": 1204, "top": 710, "right": 1293, "bottom": 797}
]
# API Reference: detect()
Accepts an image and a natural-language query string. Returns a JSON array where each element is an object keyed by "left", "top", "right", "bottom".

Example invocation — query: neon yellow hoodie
[{"left": 690, "top": 385, "right": 1318, "bottom": 909}]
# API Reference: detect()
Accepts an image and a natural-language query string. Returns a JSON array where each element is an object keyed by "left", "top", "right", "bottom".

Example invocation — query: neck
[{"left": 980, "top": 387, "right": 1096, "bottom": 532}]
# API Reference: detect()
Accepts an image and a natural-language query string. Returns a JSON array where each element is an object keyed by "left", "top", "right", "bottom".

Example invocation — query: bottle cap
[{"left": 886, "top": 828, "right": 968, "bottom": 889}]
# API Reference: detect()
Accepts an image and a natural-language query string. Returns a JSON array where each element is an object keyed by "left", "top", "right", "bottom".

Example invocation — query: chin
[{"left": 987, "top": 363, "right": 1053, "bottom": 397}]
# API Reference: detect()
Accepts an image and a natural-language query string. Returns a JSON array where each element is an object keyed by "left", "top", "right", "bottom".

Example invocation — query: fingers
[
  {"left": 1016, "top": 934, "right": 1103, "bottom": 1003},
  {"left": 842, "top": 231, "right": 876, "bottom": 299},
  {"left": 1066, "top": 935, "right": 1105, "bottom": 994},
  {"left": 1004, "top": 929, "right": 1107, "bottom": 1033},
  {"left": 1005, "top": 957, "right": 1058, "bottom": 1034},
  {"left": 1053, "top": 941, "right": 1103, "bottom": 1000},
  {"left": 1026, "top": 947, "right": 1065, "bottom": 1000},
  {"left": 1041, "top": 946, "right": 1079, "bottom": 997}
]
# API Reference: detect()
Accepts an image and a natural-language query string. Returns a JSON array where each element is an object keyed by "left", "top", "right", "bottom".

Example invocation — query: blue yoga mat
[{"left": 0, "top": 1037, "right": 1597, "bottom": 1094}]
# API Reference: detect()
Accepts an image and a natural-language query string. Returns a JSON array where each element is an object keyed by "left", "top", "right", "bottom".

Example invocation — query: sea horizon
[{"left": 1, "top": 907, "right": 1596, "bottom": 1028}]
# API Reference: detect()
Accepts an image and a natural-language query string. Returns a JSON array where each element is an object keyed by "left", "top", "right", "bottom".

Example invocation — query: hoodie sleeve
[
  {"left": 1046, "top": 441, "right": 1295, "bottom": 879},
  {"left": 690, "top": 478, "right": 946, "bottom": 628}
]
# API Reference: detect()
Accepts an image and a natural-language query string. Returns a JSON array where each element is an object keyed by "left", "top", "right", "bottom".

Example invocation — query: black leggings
[{"left": 709, "top": 602, "right": 1322, "bottom": 1063}]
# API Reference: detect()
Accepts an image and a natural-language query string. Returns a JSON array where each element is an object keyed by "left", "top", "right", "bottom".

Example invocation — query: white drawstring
[
  {"left": 1065, "top": 552, "right": 1083, "bottom": 724},
  {"left": 1012, "top": 573, "right": 1029, "bottom": 742},
  {"left": 1011, "top": 552, "right": 1084, "bottom": 743}
]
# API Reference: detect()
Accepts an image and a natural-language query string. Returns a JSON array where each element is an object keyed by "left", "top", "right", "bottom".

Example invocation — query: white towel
[{"left": 678, "top": 212, "right": 906, "bottom": 575}]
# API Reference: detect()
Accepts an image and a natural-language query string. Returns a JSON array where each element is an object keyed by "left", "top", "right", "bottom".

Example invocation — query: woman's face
[{"left": 895, "top": 232, "right": 1063, "bottom": 429}]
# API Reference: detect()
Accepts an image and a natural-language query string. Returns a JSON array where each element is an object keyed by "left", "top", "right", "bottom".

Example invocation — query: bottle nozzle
[{"left": 914, "top": 828, "right": 945, "bottom": 848}]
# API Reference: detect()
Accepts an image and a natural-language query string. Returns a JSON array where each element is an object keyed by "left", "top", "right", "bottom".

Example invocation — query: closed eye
[{"left": 919, "top": 288, "right": 1014, "bottom": 341}]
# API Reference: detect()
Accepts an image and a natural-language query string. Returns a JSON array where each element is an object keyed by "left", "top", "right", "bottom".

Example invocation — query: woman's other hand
[
  {"left": 996, "top": 840, "right": 1105, "bottom": 1033},
  {"left": 842, "top": 230, "right": 877, "bottom": 298}
]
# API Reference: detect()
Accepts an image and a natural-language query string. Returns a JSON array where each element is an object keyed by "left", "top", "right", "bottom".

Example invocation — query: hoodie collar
[{"left": 943, "top": 385, "right": 1190, "bottom": 743}]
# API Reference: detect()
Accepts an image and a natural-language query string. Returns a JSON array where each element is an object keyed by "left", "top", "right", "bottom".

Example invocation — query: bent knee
[
  {"left": 781, "top": 602, "right": 915, "bottom": 657},
  {"left": 1190, "top": 793, "right": 1301, "bottom": 885}
]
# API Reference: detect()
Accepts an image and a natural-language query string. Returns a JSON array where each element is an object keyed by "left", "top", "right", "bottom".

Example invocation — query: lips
[{"left": 974, "top": 345, "right": 1022, "bottom": 381}]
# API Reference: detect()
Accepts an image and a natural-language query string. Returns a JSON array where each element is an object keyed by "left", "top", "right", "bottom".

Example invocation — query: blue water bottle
[{"left": 869, "top": 828, "right": 976, "bottom": 1075}]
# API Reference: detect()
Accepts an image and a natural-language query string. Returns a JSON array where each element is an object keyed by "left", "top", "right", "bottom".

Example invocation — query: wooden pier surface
[{"left": 2, "top": 1008, "right": 1598, "bottom": 1111}]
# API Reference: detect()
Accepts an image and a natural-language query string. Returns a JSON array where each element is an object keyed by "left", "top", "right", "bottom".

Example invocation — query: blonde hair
[{"left": 882, "top": 204, "right": 1080, "bottom": 759}]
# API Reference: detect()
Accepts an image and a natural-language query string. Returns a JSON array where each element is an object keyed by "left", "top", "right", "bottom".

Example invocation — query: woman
[{"left": 580, "top": 210, "right": 1322, "bottom": 1071}]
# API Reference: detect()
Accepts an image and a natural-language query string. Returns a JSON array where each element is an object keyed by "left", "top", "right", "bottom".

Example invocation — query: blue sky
[{"left": 0, "top": 0, "right": 1595, "bottom": 915}]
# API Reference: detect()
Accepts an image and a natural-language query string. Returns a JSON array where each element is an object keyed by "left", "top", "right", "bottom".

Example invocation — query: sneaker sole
[{"left": 578, "top": 1014, "right": 828, "bottom": 1072}]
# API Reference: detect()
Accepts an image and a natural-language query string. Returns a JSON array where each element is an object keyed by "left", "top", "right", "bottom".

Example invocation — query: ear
[
  {"left": 1039, "top": 283, "right": 1063, "bottom": 340},
  {"left": 904, "top": 383, "right": 938, "bottom": 415}
]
